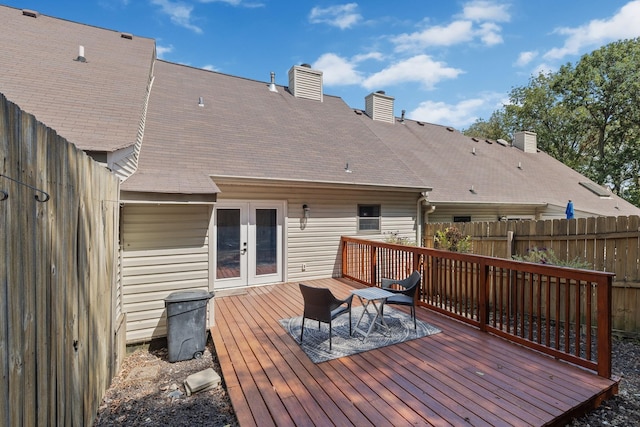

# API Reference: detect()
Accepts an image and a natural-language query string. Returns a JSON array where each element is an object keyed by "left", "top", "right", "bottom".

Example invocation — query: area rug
[{"left": 279, "top": 306, "right": 441, "bottom": 363}]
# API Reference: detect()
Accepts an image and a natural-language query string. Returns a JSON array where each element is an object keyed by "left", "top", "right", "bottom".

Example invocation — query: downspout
[{"left": 416, "top": 193, "right": 434, "bottom": 246}]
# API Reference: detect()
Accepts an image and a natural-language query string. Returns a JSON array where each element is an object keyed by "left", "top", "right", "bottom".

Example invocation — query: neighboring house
[{"left": 2, "top": 5, "right": 639, "bottom": 343}]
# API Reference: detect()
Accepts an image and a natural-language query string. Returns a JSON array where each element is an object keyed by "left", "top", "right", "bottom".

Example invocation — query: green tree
[
  {"left": 505, "top": 72, "right": 589, "bottom": 171},
  {"left": 464, "top": 38, "right": 640, "bottom": 205},
  {"left": 553, "top": 38, "right": 640, "bottom": 194},
  {"left": 463, "top": 109, "right": 511, "bottom": 141}
]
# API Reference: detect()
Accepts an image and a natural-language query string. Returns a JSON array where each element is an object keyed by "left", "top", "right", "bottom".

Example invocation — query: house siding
[
  {"left": 216, "top": 184, "right": 418, "bottom": 282},
  {"left": 120, "top": 204, "right": 213, "bottom": 343},
  {"left": 427, "top": 205, "right": 538, "bottom": 224}
]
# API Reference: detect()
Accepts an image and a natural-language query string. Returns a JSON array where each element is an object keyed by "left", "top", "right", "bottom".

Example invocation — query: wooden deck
[{"left": 211, "top": 278, "right": 618, "bottom": 427}]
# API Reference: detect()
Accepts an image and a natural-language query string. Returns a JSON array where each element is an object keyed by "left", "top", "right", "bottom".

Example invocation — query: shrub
[
  {"left": 384, "top": 231, "right": 416, "bottom": 246},
  {"left": 513, "top": 247, "right": 592, "bottom": 269},
  {"left": 434, "top": 226, "right": 471, "bottom": 253}
]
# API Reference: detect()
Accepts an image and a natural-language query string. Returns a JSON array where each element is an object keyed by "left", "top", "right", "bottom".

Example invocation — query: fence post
[
  {"left": 597, "top": 275, "right": 613, "bottom": 378},
  {"left": 506, "top": 230, "right": 514, "bottom": 259},
  {"left": 478, "top": 260, "right": 490, "bottom": 332}
]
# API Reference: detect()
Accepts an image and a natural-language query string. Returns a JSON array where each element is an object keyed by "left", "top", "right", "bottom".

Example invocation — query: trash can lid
[{"left": 164, "top": 289, "right": 214, "bottom": 303}]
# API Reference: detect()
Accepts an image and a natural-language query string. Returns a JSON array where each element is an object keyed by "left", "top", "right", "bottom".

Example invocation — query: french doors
[{"left": 214, "top": 201, "right": 283, "bottom": 288}]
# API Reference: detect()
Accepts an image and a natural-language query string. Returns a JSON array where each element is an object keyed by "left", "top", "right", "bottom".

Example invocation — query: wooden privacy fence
[
  {"left": 341, "top": 236, "right": 614, "bottom": 378},
  {"left": 425, "top": 217, "right": 640, "bottom": 336},
  {"left": 0, "top": 94, "right": 121, "bottom": 426}
]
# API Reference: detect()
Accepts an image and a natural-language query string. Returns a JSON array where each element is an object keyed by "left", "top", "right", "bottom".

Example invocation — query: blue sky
[{"left": 5, "top": 0, "right": 640, "bottom": 128}]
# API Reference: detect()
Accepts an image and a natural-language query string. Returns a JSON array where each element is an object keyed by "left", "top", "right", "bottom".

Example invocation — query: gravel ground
[
  {"left": 567, "top": 337, "right": 640, "bottom": 426},
  {"left": 94, "top": 335, "right": 639, "bottom": 426}
]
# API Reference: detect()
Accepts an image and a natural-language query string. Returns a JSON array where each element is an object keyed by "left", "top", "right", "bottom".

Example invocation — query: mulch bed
[{"left": 94, "top": 336, "right": 238, "bottom": 427}]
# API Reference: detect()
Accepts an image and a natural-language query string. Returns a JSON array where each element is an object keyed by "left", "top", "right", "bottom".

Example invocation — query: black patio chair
[
  {"left": 381, "top": 270, "right": 421, "bottom": 329},
  {"left": 299, "top": 283, "right": 353, "bottom": 350}
]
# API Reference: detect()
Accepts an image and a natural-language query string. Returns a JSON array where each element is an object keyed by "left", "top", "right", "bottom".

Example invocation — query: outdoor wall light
[{"left": 303, "top": 204, "right": 310, "bottom": 218}]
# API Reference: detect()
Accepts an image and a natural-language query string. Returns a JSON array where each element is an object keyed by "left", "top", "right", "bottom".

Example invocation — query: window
[
  {"left": 453, "top": 216, "right": 471, "bottom": 223},
  {"left": 358, "top": 204, "right": 380, "bottom": 232}
]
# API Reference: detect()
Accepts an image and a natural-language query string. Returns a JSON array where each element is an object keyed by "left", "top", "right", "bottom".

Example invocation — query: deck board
[{"left": 211, "top": 278, "right": 618, "bottom": 427}]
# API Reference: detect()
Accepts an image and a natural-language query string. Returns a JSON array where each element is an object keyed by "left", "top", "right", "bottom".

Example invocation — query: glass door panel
[
  {"left": 255, "top": 209, "right": 277, "bottom": 275},
  {"left": 216, "top": 209, "right": 241, "bottom": 279}
]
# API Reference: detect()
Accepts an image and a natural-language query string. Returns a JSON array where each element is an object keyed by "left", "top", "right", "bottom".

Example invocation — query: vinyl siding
[
  {"left": 120, "top": 204, "right": 212, "bottom": 343},
  {"left": 216, "top": 184, "right": 419, "bottom": 282},
  {"left": 427, "top": 205, "right": 539, "bottom": 224}
]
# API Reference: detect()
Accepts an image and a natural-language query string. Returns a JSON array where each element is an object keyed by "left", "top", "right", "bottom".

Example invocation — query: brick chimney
[
  {"left": 514, "top": 131, "right": 537, "bottom": 153},
  {"left": 365, "top": 91, "right": 395, "bottom": 124},
  {"left": 288, "top": 64, "right": 323, "bottom": 102}
]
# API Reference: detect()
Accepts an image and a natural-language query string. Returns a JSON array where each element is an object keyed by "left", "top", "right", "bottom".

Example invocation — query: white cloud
[
  {"left": 312, "top": 53, "right": 363, "bottom": 86},
  {"left": 198, "top": 0, "right": 265, "bottom": 7},
  {"left": 477, "top": 22, "right": 502, "bottom": 45},
  {"left": 201, "top": 64, "right": 220, "bottom": 71},
  {"left": 532, "top": 63, "right": 555, "bottom": 77},
  {"left": 309, "top": 3, "right": 362, "bottom": 30},
  {"left": 515, "top": 50, "right": 538, "bottom": 67},
  {"left": 362, "top": 55, "right": 463, "bottom": 90},
  {"left": 156, "top": 44, "right": 174, "bottom": 58},
  {"left": 352, "top": 52, "right": 384, "bottom": 63},
  {"left": 409, "top": 98, "right": 485, "bottom": 128},
  {"left": 393, "top": 20, "right": 474, "bottom": 51},
  {"left": 460, "top": 0, "right": 510, "bottom": 22},
  {"left": 151, "top": 0, "right": 202, "bottom": 34},
  {"left": 544, "top": 0, "right": 640, "bottom": 60},
  {"left": 392, "top": 1, "right": 510, "bottom": 52}
]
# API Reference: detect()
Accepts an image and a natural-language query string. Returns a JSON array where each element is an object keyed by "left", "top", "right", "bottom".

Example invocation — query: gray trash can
[{"left": 164, "top": 289, "right": 214, "bottom": 362}]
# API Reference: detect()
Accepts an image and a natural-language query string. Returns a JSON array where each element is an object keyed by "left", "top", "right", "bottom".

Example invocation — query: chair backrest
[
  {"left": 401, "top": 270, "right": 422, "bottom": 290},
  {"left": 299, "top": 284, "right": 335, "bottom": 323}
]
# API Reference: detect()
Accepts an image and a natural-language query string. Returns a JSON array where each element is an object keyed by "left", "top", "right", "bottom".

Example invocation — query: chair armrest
[
  {"left": 381, "top": 278, "right": 403, "bottom": 292},
  {"left": 333, "top": 293, "right": 353, "bottom": 308},
  {"left": 342, "top": 294, "right": 354, "bottom": 307},
  {"left": 381, "top": 278, "right": 395, "bottom": 289}
]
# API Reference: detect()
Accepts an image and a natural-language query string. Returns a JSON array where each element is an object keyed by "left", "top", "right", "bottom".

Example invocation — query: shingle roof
[
  {"left": 125, "top": 60, "right": 430, "bottom": 192},
  {"left": 356, "top": 116, "right": 640, "bottom": 217},
  {"left": 2, "top": 5, "right": 638, "bottom": 218},
  {"left": 0, "top": 5, "right": 155, "bottom": 152}
]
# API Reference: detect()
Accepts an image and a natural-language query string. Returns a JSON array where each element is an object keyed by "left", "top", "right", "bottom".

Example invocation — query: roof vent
[
  {"left": 75, "top": 45, "right": 86, "bottom": 63},
  {"left": 400, "top": 110, "right": 405, "bottom": 123},
  {"left": 446, "top": 127, "right": 454, "bottom": 132},
  {"left": 417, "top": 121, "right": 425, "bottom": 126},
  {"left": 471, "top": 137, "right": 479, "bottom": 142},
  {"left": 365, "top": 91, "right": 395, "bottom": 124},
  {"left": 22, "top": 9, "right": 39, "bottom": 18},
  {"left": 354, "top": 109, "right": 363, "bottom": 115},
  {"left": 288, "top": 64, "right": 323, "bottom": 102},
  {"left": 301, "top": 63, "right": 311, "bottom": 68},
  {"left": 514, "top": 131, "right": 537, "bottom": 153},
  {"left": 268, "top": 72, "right": 278, "bottom": 93},
  {"left": 580, "top": 181, "right": 611, "bottom": 197},
  {"left": 485, "top": 139, "right": 493, "bottom": 144},
  {"left": 496, "top": 138, "right": 508, "bottom": 147},
  {"left": 120, "top": 33, "right": 133, "bottom": 40}
]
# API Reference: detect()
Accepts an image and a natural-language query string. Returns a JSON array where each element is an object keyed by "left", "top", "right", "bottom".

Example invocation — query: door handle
[{"left": 240, "top": 242, "right": 247, "bottom": 255}]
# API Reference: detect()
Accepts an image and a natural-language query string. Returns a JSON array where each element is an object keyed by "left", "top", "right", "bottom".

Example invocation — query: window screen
[{"left": 358, "top": 205, "right": 381, "bottom": 231}]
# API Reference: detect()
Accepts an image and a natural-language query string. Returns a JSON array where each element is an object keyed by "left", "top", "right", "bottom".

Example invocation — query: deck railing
[{"left": 341, "top": 237, "right": 614, "bottom": 378}]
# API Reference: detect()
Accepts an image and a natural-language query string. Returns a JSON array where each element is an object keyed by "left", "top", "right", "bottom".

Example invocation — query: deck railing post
[
  {"left": 341, "top": 237, "right": 347, "bottom": 278},
  {"left": 596, "top": 275, "right": 613, "bottom": 378},
  {"left": 370, "top": 245, "right": 377, "bottom": 287},
  {"left": 478, "top": 260, "right": 490, "bottom": 332}
]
